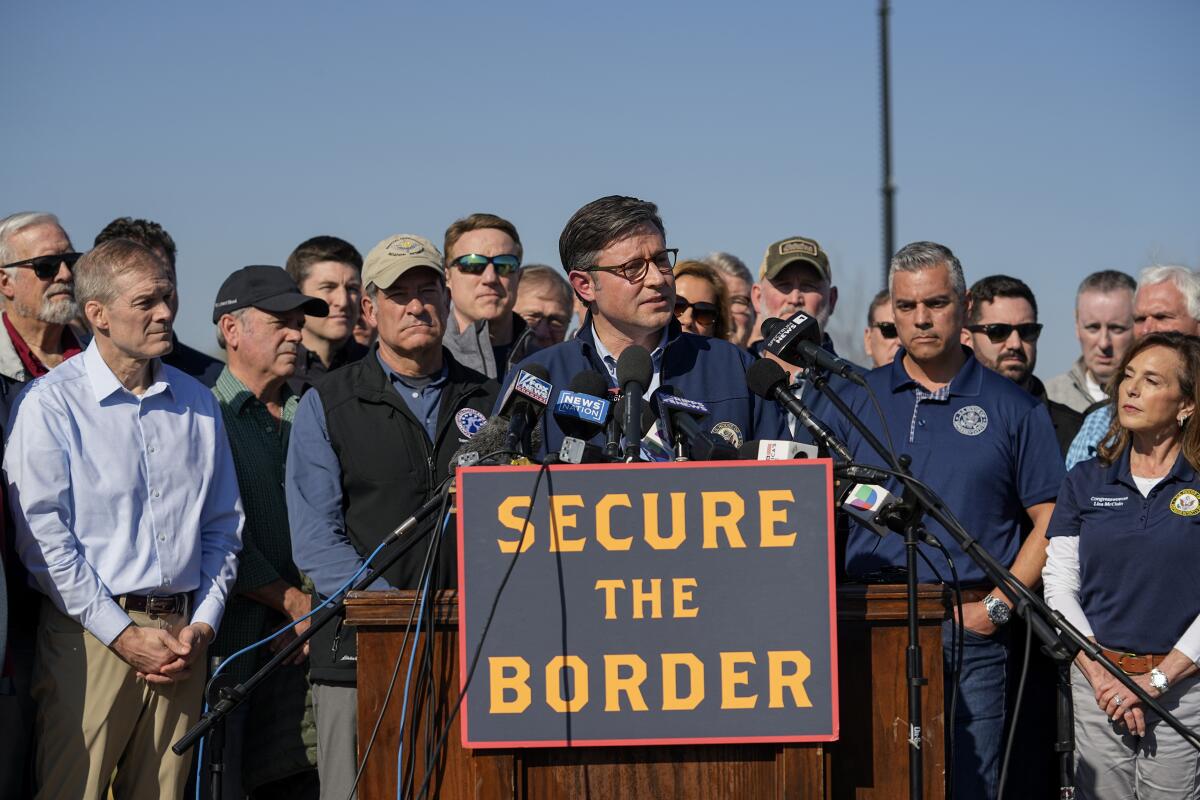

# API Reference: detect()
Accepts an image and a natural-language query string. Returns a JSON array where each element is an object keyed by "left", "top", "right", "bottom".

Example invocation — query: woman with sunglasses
[
  {"left": 672, "top": 260, "right": 731, "bottom": 341},
  {"left": 1043, "top": 332, "right": 1200, "bottom": 799}
]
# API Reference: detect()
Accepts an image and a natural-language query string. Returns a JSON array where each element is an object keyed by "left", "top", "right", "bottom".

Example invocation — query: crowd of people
[{"left": 0, "top": 197, "right": 1197, "bottom": 800}]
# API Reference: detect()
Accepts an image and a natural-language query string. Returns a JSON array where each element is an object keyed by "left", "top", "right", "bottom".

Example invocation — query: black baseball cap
[{"left": 212, "top": 265, "right": 329, "bottom": 323}]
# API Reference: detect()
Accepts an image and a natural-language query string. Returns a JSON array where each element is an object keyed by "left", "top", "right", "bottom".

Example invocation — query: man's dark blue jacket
[{"left": 496, "top": 317, "right": 789, "bottom": 460}]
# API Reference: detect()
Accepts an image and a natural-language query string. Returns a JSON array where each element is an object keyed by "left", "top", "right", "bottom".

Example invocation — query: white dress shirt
[{"left": 4, "top": 342, "right": 243, "bottom": 645}]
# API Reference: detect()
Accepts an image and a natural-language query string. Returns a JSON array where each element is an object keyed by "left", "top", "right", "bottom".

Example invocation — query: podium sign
[{"left": 456, "top": 461, "right": 838, "bottom": 748}]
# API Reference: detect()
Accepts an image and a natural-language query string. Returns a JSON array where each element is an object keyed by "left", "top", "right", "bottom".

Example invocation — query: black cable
[
  {"left": 997, "top": 613, "right": 1033, "bottom": 800},
  {"left": 415, "top": 460, "right": 551, "bottom": 800},
  {"left": 862, "top": 380, "right": 898, "bottom": 460},
  {"left": 342, "top": 481, "right": 452, "bottom": 800},
  {"left": 917, "top": 538, "right": 964, "bottom": 800}
]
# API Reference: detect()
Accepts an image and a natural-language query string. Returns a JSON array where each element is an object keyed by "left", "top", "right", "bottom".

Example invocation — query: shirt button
[
  {"left": 158, "top": 534, "right": 166, "bottom": 542},
  {"left": 412, "top": 392, "right": 419, "bottom": 399},
  {"left": 148, "top": 446, "right": 157, "bottom": 454},
  {"left": 152, "top": 489, "right": 161, "bottom": 498}
]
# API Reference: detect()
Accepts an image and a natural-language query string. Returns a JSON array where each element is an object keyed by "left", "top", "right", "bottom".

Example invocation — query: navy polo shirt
[
  {"left": 1047, "top": 450, "right": 1200, "bottom": 654},
  {"left": 829, "top": 347, "right": 1065, "bottom": 585}
]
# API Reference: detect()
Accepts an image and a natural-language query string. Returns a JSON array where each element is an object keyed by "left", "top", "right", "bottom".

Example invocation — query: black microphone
[
  {"left": 760, "top": 312, "right": 864, "bottom": 383},
  {"left": 552, "top": 371, "right": 612, "bottom": 464},
  {"left": 746, "top": 358, "right": 854, "bottom": 463},
  {"left": 615, "top": 346, "right": 653, "bottom": 461},
  {"left": 450, "top": 414, "right": 544, "bottom": 471},
  {"left": 651, "top": 387, "right": 737, "bottom": 461},
  {"left": 497, "top": 363, "right": 553, "bottom": 456}
]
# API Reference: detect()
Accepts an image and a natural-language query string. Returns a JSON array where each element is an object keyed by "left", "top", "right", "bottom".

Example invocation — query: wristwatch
[
  {"left": 982, "top": 593, "right": 1012, "bottom": 626},
  {"left": 1150, "top": 667, "right": 1170, "bottom": 693}
]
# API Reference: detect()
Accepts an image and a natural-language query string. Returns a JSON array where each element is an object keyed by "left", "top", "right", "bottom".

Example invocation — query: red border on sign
[{"left": 455, "top": 459, "right": 839, "bottom": 749}]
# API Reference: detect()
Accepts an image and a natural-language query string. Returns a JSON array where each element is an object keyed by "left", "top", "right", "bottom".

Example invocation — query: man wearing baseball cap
[
  {"left": 285, "top": 235, "right": 498, "bottom": 799},
  {"left": 207, "top": 265, "right": 328, "bottom": 795}
]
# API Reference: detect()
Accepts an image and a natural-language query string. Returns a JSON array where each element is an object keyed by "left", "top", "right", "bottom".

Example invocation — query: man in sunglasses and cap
[
  {"left": 0, "top": 211, "right": 86, "bottom": 427},
  {"left": 863, "top": 289, "right": 902, "bottom": 368},
  {"left": 442, "top": 212, "right": 536, "bottom": 380},
  {"left": 966, "top": 274, "right": 1082, "bottom": 456}
]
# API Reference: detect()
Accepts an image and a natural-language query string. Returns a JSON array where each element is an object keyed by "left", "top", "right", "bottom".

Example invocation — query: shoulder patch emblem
[
  {"left": 952, "top": 405, "right": 988, "bottom": 436},
  {"left": 455, "top": 408, "right": 487, "bottom": 439},
  {"left": 1170, "top": 488, "right": 1200, "bottom": 517},
  {"left": 710, "top": 421, "right": 744, "bottom": 448}
]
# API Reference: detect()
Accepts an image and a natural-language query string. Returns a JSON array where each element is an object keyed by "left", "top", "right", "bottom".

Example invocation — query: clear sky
[{"left": 4, "top": 1, "right": 1197, "bottom": 375}]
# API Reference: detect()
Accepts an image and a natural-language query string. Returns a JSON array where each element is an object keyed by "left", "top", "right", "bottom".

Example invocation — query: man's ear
[
  {"left": 751, "top": 282, "right": 763, "bottom": 315},
  {"left": 84, "top": 299, "right": 107, "bottom": 334},
  {"left": 568, "top": 271, "right": 596, "bottom": 305},
  {"left": 0, "top": 269, "right": 16, "bottom": 302},
  {"left": 362, "top": 293, "right": 378, "bottom": 328},
  {"left": 218, "top": 314, "right": 240, "bottom": 350},
  {"left": 827, "top": 285, "right": 839, "bottom": 316}
]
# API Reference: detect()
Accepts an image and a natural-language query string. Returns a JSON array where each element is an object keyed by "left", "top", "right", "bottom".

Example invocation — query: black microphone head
[
  {"left": 761, "top": 313, "right": 822, "bottom": 346},
  {"left": 570, "top": 370, "right": 609, "bottom": 398},
  {"left": 498, "top": 362, "right": 553, "bottom": 417},
  {"left": 450, "top": 415, "right": 511, "bottom": 471},
  {"left": 746, "top": 357, "right": 789, "bottom": 399},
  {"left": 737, "top": 440, "right": 761, "bottom": 460},
  {"left": 614, "top": 395, "right": 658, "bottom": 438},
  {"left": 615, "top": 346, "right": 653, "bottom": 391}
]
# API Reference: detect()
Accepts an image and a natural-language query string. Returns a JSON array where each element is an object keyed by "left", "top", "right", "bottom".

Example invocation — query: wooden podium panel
[{"left": 346, "top": 584, "right": 947, "bottom": 799}]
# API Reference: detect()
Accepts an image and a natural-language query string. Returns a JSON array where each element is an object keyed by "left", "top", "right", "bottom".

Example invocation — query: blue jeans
[{"left": 943, "top": 621, "right": 1008, "bottom": 800}]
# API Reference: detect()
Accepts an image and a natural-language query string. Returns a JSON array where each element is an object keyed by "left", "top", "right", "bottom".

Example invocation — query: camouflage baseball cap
[
  {"left": 362, "top": 234, "right": 444, "bottom": 291},
  {"left": 760, "top": 236, "right": 831, "bottom": 283}
]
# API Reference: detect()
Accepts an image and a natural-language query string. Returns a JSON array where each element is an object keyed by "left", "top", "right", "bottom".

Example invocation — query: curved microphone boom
[
  {"left": 760, "top": 313, "right": 864, "bottom": 383},
  {"left": 746, "top": 358, "right": 854, "bottom": 463}
]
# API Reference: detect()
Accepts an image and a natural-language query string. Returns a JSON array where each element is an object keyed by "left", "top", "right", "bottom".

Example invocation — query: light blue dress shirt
[
  {"left": 3, "top": 342, "right": 244, "bottom": 645},
  {"left": 1065, "top": 404, "right": 1113, "bottom": 470}
]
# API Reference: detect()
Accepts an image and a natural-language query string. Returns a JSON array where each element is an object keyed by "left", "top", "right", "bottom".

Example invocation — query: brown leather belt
[
  {"left": 1100, "top": 646, "right": 1167, "bottom": 675},
  {"left": 119, "top": 593, "right": 188, "bottom": 616}
]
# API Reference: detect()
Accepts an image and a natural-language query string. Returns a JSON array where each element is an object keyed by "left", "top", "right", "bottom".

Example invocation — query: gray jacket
[
  {"left": 1044, "top": 357, "right": 1100, "bottom": 414},
  {"left": 442, "top": 309, "right": 535, "bottom": 382}
]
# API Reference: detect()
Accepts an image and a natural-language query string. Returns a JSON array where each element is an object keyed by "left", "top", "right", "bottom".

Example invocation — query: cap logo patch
[
  {"left": 710, "top": 421, "right": 743, "bottom": 448},
  {"left": 952, "top": 405, "right": 988, "bottom": 436},
  {"left": 1170, "top": 488, "right": 1200, "bottom": 517},
  {"left": 455, "top": 408, "right": 487, "bottom": 439},
  {"left": 778, "top": 240, "right": 818, "bottom": 257},
  {"left": 388, "top": 237, "right": 424, "bottom": 255}
]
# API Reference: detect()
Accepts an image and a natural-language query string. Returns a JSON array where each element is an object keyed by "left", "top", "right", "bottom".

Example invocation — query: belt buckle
[
  {"left": 1116, "top": 651, "right": 1138, "bottom": 674},
  {"left": 145, "top": 595, "right": 176, "bottom": 616}
]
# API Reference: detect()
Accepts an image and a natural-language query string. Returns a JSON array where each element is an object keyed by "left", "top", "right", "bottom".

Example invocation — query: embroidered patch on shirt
[
  {"left": 1170, "top": 488, "right": 1200, "bottom": 516},
  {"left": 952, "top": 405, "right": 988, "bottom": 436},
  {"left": 1090, "top": 495, "right": 1128, "bottom": 508},
  {"left": 455, "top": 408, "right": 487, "bottom": 439},
  {"left": 710, "top": 421, "right": 744, "bottom": 448}
]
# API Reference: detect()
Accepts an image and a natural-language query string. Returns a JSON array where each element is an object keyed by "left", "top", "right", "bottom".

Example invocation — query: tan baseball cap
[
  {"left": 362, "top": 234, "right": 444, "bottom": 290},
  {"left": 760, "top": 236, "right": 832, "bottom": 282}
]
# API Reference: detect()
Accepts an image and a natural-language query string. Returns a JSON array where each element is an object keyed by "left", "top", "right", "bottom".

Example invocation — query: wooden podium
[{"left": 345, "top": 583, "right": 947, "bottom": 799}]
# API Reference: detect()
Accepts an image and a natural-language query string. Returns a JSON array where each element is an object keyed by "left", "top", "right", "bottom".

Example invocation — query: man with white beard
[{"left": 0, "top": 212, "right": 85, "bottom": 427}]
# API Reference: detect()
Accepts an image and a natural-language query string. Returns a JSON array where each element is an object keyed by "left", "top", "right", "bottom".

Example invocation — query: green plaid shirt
[{"left": 211, "top": 367, "right": 302, "bottom": 682}]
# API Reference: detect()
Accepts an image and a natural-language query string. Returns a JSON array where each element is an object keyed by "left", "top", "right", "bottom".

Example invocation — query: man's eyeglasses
[
  {"left": 523, "top": 312, "right": 570, "bottom": 331},
  {"left": 729, "top": 294, "right": 752, "bottom": 310},
  {"left": 871, "top": 321, "right": 899, "bottom": 339},
  {"left": 451, "top": 253, "right": 521, "bottom": 276},
  {"left": 966, "top": 322, "right": 1043, "bottom": 344},
  {"left": 1, "top": 252, "right": 82, "bottom": 280},
  {"left": 586, "top": 249, "right": 678, "bottom": 283},
  {"left": 673, "top": 297, "right": 719, "bottom": 327}
]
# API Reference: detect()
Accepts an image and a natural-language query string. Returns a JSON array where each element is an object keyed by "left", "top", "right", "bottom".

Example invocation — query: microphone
[
  {"left": 652, "top": 387, "right": 737, "bottom": 461},
  {"left": 838, "top": 480, "right": 903, "bottom": 540},
  {"left": 736, "top": 439, "right": 820, "bottom": 460},
  {"left": 760, "top": 313, "right": 864, "bottom": 383},
  {"left": 616, "top": 346, "right": 653, "bottom": 462},
  {"left": 552, "top": 371, "right": 613, "bottom": 464},
  {"left": 497, "top": 364, "right": 553, "bottom": 456},
  {"left": 746, "top": 358, "right": 853, "bottom": 462},
  {"left": 450, "top": 415, "right": 544, "bottom": 471}
]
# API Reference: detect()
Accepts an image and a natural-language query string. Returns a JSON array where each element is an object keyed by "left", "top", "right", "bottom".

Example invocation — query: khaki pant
[{"left": 32, "top": 598, "right": 206, "bottom": 800}]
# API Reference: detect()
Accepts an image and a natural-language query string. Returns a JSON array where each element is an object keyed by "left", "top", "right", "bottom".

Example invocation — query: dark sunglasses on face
[
  {"left": 1, "top": 252, "right": 82, "bottom": 280},
  {"left": 872, "top": 321, "right": 899, "bottom": 339},
  {"left": 451, "top": 253, "right": 521, "bottom": 276},
  {"left": 673, "top": 297, "right": 719, "bottom": 327},
  {"left": 967, "top": 322, "right": 1043, "bottom": 344}
]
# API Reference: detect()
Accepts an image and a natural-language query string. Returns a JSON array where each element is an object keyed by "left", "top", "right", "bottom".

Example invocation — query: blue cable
[
  {"left": 394, "top": 512, "right": 449, "bottom": 799},
  {"left": 194, "top": 535, "right": 393, "bottom": 799}
]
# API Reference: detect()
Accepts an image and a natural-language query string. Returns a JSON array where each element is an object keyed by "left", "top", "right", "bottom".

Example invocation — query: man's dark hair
[
  {"left": 867, "top": 289, "right": 891, "bottom": 326},
  {"left": 443, "top": 213, "right": 523, "bottom": 263},
  {"left": 1076, "top": 269, "right": 1136, "bottom": 299},
  {"left": 285, "top": 235, "right": 363, "bottom": 288},
  {"left": 94, "top": 217, "right": 177, "bottom": 270},
  {"left": 559, "top": 196, "right": 666, "bottom": 274},
  {"left": 967, "top": 274, "right": 1038, "bottom": 324}
]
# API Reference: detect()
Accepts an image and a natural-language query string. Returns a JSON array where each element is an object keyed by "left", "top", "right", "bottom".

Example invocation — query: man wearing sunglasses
[
  {"left": 863, "top": 289, "right": 901, "bottom": 368},
  {"left": 442, "top": 212, "right": 536, "bottom": 380},
  {"left": 0, "top": 212, "right": 85, "bottom": 427},
  {"left": 966, "top": 275, "right": 1082, "bottom": 456},
  {"left": 497, "top": 194, "right": 788, "bottom": 458}
]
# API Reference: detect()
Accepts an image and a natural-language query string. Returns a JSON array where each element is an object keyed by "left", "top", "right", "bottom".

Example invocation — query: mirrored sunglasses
[{"left": 451, "top": 253, "right": 520, "bottom": 276}]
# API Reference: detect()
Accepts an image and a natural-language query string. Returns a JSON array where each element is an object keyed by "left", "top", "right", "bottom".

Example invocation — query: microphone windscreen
[
  {"left": 449, "top": 413, "right": 544, "bottom": 471},
  {"left": 746, "top": 357, "right": 789, "bottom": 399},
  {"left": 760, "top": 313, "right": 822, "bottom": 346},
  {"left": 569, "top": 370, "right": 609, "bottom": 397},
  {"left": 613, "top": 395, "right": 659, "bottom": 438},
  {"left": 498, "top": 363, "right": 553, "bottom": 417},
  {"left": 615, "top": 346, "right": 653, "bottom": 390},
  {"left": 759, "top": 317, "right": 785, "bottom": 341}
]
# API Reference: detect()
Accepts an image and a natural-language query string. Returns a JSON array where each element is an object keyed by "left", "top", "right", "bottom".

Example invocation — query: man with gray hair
[
  {"left": 827, "top": 241, "right": 1064, "bottom": 799},
  {"left": 1045, "top": 270, "right": 1137, "bottom": 413},
  {"left": 1065, "top": 264, "right": 1200, "bottom": 469},
  {"left": 0, "top": 211, "right": 85, "bottom": 426},
  {"left": 703, "top": 251, "right": 756, "bottom": 348},
  {"left": 5, "top": 237, "right": 243, "bottom": 799}
]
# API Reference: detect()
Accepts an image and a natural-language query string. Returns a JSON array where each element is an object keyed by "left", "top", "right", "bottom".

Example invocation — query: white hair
[
  {"left": 0, "top": 211, "right": 63, "bottom": 269},
  {"left": 1138, "top": 265, "right": 1200, "bottom": 321}
]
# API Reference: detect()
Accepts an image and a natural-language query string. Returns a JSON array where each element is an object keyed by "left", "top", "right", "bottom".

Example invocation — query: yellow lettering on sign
[
  {"left": 604, "top": 654, "right": 649, "bottom": 711},
  {"left": 661, "top": 653, "right": 705, "bottom": 710},
  {"left": 768, "top": 650, "right": 813, "bottom": 708},
  {"left": 489, "top": 656, "right": 531, "bottom": 713},
  {"left": 545, "top": 655, "right": 589, "bottom": 712},
  {"left": 758, "top": 490, "right": 797, "bottom": 547},
  {"left": 595, "top": 494, "right": 633, "bottom": 551},
  {"left": 643, "top": 492, "right": 687, "bottom": 549},
  {"left": 496, "top": 496, "right": 534, "bottom": 553},
  {"left": 720, "top": 651, "right": 757, "bottom": 709},
  {"left": 672, "top": 578, "right": 699, "bottom": 618},
  {"left": 549, "top": 494, "right": 585, "bottom": 552},
  {"left": 594, "top": 579, "right": 625, "bottom": 620},
  {"left": 702, "top": 492, "right": 746, "bottom": 548},
  {"left": 631, "top": 578, "right": 662, "bottom": 619}
]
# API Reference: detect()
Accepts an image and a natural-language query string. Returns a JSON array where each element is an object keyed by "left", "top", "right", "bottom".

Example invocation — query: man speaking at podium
[
  {"left": 498, "top": 195, "right": 787, "bottom": 458},
  {"left": 826, "top": 242, "right": 1064, "bottom": 799}
]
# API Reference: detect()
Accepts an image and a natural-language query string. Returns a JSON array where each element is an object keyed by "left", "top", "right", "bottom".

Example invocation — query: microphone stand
[
  {"left": 806, "top": 371, "right": 1200, "bottom": 799},
  {"left": 172, "top": 484, "right": 454, "bottom": 758}
]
